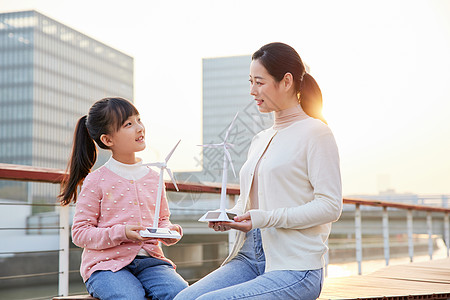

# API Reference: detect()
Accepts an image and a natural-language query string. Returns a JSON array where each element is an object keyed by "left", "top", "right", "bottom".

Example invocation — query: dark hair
[
  {"left": 252, "top": 42, "right": 326, "bottom": 124},
  {"left": 59, "top": 97, "right": 139, "bottom": 205}
]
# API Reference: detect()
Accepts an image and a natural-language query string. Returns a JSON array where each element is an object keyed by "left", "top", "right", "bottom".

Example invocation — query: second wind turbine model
[
  {"left": 198, "top": 112, "right": 239, "bottom": 222},
  {"left": 139, "top": 140, "right": 182, "bottom": 239}
]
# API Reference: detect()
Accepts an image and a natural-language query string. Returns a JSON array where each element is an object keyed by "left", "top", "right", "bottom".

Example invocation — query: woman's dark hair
[
  {"left": 59, "top": 97, "right": 139, "bottom": 205},
  {"left": 252, "top": 42, "right": 326, "bottom": 124}
]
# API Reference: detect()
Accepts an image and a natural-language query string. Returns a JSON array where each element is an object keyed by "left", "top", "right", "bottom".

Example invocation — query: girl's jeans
[
  {"left": 174, "top": 228, "right": 323, "bottom": 300},
  {"left": 85, "top": 256, "right": 188, "bottom": 300}
]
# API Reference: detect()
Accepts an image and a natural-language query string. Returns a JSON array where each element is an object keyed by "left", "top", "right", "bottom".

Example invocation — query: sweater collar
[
  {"left": 104, "top": 156, "right": 144, "bottom": 179},
  {"left": 273, "top": 104, "right": 309, "bottom": 130}
]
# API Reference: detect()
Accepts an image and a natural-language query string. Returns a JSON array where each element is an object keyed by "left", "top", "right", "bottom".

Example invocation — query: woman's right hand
[
  {"left": 208, "top": 222, "right": 231, "bottom": 232},
  {"left": 125, "top": 224, "right": 147, "bottom": 241}
]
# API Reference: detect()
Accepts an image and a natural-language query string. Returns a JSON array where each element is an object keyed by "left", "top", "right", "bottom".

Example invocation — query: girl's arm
[
  {"left": 71, "top": 175, "right": 129, "bottom": 250},
  {"left": 157, "top": 188, "right": 182, "bottom": 246}
]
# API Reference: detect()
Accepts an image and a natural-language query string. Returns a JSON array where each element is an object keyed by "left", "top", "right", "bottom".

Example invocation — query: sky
[{"left": 2, "top": 0, "right": 450, "bottom": 196}]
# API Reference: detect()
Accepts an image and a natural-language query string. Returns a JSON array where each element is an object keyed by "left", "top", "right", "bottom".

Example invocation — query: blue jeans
[
  {"left": 174, "top": 229, "right": 323, "bottom": 300},
  {"left": 85, "top": 256, "right": 188, "bottom": 300}
]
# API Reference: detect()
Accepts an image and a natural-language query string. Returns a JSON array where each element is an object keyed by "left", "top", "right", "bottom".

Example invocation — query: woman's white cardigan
[{"left": 225, "top": 117, "right": 342, "bottom": 272}]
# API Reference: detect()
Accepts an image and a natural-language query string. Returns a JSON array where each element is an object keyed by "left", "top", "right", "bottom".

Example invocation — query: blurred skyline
[{"left": 2, "top": 0, "right": 450, "bottom": 196}]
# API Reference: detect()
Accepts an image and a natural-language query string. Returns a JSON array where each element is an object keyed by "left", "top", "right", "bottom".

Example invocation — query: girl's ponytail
[
  {"left": 299, "top": 73, "right": 327, "bottom": 124},
  {"left": 59, "top": 115, "right": 97, "bottom": 205}
]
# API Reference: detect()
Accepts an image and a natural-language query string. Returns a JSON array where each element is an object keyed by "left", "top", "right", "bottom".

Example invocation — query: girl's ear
[{"left": 100, "top": 134, "right": 113, "bottom": 147}]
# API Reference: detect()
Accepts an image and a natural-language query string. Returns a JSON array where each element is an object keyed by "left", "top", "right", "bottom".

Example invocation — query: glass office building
[
  {"left": 0, "top": 10, "right": 134, "bottom": 205},
  {"left": 176, "top": 55, "right": 273, "bottom": 185}
]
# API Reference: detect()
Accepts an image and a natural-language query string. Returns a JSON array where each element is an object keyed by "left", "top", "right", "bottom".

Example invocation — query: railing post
[
  {"left": 445, "top": 213, "right": 449, "bottom": 257},
  {"left": 325, "top": 239, "right": 329, "bottom": 277},
  {"left": 382, "top": 207, "right": 390, "bottom": 266},
  {"left": 355, "top": 204, "right": 362, "bottom": 275},
  {"left": 59, "top": 205, "right": 70, "bottom": 296},
  {"left": 407, "top": 210, "right": 414, "bottom": 262},
  {"left": 227, "top": 194, "right": 236, "bottom": 255},
  {"left": 427, "top": 212, "right": 433, "bottom": 260}
]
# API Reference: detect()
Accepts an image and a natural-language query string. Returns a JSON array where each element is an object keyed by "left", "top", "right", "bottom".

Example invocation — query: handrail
[
  {"left": 344, "top": 197, "right": 450, "bottom": 213},
  {"left": 1, "top": 163, "right": 450, "bottom": 297},
  {"left": 1, "top": 163, "right": 449, "bottom": 212}
]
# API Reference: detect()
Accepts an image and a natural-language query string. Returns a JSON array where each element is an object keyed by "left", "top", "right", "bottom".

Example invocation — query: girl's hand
[
  {"left": 125, "top": 225, "right": 147, "bottom": 241},
  {"left": 209, "top": 212, "right": 253, "bottom": 233},
  {"left": 159, "top": 224, "right": 181, "bottom": 245}
]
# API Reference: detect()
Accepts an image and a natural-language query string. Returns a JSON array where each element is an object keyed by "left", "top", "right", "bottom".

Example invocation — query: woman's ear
[
  {"left": 100, "top": 134, "right": 113, "bottom": 147},
  {"left": 283, "top": 72, "right": 294, "bottom": 91}
]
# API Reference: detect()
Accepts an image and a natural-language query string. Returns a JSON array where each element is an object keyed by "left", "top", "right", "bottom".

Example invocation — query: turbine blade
[
  {"left": 224, "top": 149, "right": 236, "bottom": 178},
  {"left": 197, "top": 143, "right": 223, "bottom": 148},
  {"left": 142, "top": 162, "right": 164, "bottom": 168},
  {"left": 166, "top": 168, "right": 179, "bottom": 191},
  {"left": 165, "top": 139, "right": 181, "bottom": 162},
  {"left": 224, "top": 142, "right": 235, "bottom": 149},
  {"left": 224, "top": 112, "right": 239, "bottom": 142}
]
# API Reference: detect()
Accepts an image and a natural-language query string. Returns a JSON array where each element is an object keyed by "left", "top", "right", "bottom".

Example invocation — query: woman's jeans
[
  {"left": 85, "top": 256, "right": 188, "bottom": 300},
  {"left": 174, "top": 229, "right": 323, "bottom": 300}
]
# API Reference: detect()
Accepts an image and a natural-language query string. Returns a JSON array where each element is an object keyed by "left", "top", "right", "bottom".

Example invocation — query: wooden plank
[
  {"left": 52, "top": 296, "right": 97, "bottom": 300},
  {"left": 319, "top": 258, "right": 450, "bottom": 299}
]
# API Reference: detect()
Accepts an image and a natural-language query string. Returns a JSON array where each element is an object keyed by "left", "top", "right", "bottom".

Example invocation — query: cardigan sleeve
[
  {"left": 249, "top": 130, "right": 342, "bottom": 229},
  {"left": 71, "top": 173, "right": 128, "bottom": 250}
]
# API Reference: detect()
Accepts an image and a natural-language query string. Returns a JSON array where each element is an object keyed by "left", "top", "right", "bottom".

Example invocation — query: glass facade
[
  {"left": 176, "top": 55, "right": 273, "bottom": 185},
  {"left": 0, "top": 10, "right": 134, "bottom": 206}
]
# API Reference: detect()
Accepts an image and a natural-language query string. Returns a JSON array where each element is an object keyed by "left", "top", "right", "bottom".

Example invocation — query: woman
[{"left": 175, "top": 42, "right": 342, "bottom": 300}]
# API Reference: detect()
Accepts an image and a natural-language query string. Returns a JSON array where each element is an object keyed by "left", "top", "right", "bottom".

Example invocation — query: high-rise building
[
  {"left": 176, "top": 55, "right": 273, "bottom": 187},
  {"left": 0, "top": 10, "right": 134, "bottom": 205}
]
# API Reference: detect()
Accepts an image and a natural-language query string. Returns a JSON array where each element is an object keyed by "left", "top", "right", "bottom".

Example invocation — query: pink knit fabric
[{"left": 71, "top": 166, "right": 181, "bottom": 282}]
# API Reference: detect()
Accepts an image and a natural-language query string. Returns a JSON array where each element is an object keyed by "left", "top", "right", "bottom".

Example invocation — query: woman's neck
[{"left": 273, "top": 104, "right": 309, "bottom": 130}]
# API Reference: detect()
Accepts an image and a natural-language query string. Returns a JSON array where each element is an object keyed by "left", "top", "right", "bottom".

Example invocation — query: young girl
[{"left": 59, "top": 97, "right": 188, "bottom": 300}]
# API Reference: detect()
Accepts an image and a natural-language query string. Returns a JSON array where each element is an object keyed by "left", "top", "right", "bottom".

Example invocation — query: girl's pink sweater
[{"left": 71, "top": 166, "right": 181, "bottom": 282}]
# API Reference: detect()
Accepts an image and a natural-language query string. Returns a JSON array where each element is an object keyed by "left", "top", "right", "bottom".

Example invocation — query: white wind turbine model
[
  {"left": 198, "top": 112, "right": 239, "bottom": 222},
  {"left": 139, "top": 140, "right": 182, "bottom": 239}
]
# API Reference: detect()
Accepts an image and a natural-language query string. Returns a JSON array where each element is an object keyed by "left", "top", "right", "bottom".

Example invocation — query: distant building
[
  {"left": 175, "top": 55, "right": 273, "bottom": 187},
  {"left": 0, "top": 10, "right": 134, "bottom": 205}
]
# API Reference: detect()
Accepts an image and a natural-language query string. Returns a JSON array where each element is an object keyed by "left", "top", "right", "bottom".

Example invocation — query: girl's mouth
[{"left": 255, "top": 99, "right": 264, "bottom": 106}]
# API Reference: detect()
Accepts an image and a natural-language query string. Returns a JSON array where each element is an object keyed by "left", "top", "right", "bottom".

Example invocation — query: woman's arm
[{"left": 249, "top": 131, "right": 342, "bottom": 230}]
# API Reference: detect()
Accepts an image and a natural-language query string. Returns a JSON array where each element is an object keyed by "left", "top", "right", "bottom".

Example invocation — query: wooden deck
[{"left": 319, "top": 258, "right": 450, "bottom": 299}]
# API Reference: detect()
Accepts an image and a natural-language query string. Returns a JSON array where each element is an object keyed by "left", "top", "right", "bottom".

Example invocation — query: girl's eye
[
  {"left": 125, "top": 122, "right": 132, "bottom": 127},
  {"left": 256, "top": 82, "right": 262, "bottom": 86}
]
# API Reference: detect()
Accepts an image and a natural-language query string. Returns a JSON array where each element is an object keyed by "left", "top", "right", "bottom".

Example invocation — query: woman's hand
[{"left": 208, "top": 212, "right": 253, "bottom": 233}]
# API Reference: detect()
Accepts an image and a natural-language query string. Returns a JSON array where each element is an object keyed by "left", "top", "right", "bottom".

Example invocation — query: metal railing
[{"left": 1, "top": 163, "right": 450, "bottom": 298}]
